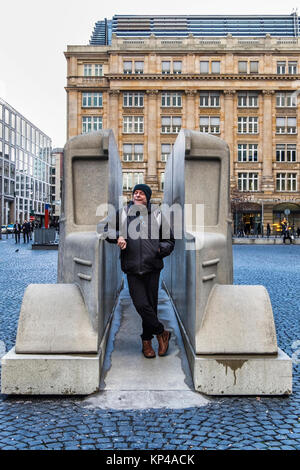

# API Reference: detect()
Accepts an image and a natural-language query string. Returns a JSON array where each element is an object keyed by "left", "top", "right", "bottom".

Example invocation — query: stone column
[
  {"left": 146, "top": 90, "right": 159, "bottom": 190},
  {"left": 108, "top": 90, "right": 120, "bottom": 144},
  {"left": 223, "top": 90, "right": 236, "bottom": 183},
  {"left": 67, "top": 90, "right": 78, "bottom": 139},
  {"left": 185, "top": 90, "right": 197, "bottom": 130},
  {"left": 261, "top": 90, "right": 275, "bottom": 194}
]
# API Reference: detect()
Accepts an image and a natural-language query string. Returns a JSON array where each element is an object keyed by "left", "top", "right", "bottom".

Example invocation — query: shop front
[
  {"left": 272, "top": 202, "right": 300, "bottom": 235},
  {"left": 233, "top": 202, "right": 262, "bottom": 236}
]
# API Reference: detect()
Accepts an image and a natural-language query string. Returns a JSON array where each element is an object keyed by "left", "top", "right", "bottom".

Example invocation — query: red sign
[{"left": 30, "top": 216, "right": 35, "bottom": 221}]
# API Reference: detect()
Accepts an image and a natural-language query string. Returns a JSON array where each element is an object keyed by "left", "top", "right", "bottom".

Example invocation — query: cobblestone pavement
[{"left": 0, "top": 236, "right": 299, "bottom": 450}]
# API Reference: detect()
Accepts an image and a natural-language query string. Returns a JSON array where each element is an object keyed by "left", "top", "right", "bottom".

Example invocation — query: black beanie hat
[{"left": 132, "top": 184, "right": 152, "bottom": 203}]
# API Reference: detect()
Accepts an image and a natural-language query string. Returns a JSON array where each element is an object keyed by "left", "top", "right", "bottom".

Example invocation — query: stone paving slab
[{"left": 0, "top": 237, "right": 300, "bottom": 450}]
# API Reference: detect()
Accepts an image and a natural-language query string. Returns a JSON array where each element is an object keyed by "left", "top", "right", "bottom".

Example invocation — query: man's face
[{"left": 133, "top": 189, "right": 147, "bottom": 206}]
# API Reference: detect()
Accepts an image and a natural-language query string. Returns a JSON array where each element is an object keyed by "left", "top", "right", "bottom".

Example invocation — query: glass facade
[{"left": 0, "top": 98, "right": 52, "bottom": 226}]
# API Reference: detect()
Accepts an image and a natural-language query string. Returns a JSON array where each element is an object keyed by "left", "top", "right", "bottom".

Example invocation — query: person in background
[
  {"left": 13, "top": 221, "right": 21, "bottom": 244},
  {"left": 22, "top": 220, "right": 30, "bottom": 243}
]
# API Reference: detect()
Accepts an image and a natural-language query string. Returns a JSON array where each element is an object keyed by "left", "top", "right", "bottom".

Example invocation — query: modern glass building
[
  {"left": 0, "top": 98, "right": 52, "bottom": 227},
  {"left": 90, "top": 13, "right": 300, "bottom": 44}
]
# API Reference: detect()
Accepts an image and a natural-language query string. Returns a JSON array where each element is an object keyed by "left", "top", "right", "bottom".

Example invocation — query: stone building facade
[{"left": 65, "top": 14, "right": 300, "bottom": 234}]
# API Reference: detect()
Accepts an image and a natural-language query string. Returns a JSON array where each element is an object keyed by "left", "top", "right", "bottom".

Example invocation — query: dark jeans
[
  {"left": 15, "top": 232, "right": 20, "bottom": 243},
  {"left": 23, "top": 232, "right": 29, "bottom": 243},
  {"left": 127, "top": 271, "right": 164, "bottom": 341}
]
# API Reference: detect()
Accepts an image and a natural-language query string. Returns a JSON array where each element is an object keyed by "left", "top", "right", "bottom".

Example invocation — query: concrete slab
[
  {"left": 1, "top": 348, "right": 101, "bottom": 395},
  {"left": 84, "top": 280, "right": 210, "bottom": 410},
  {"left": 193, "top": 348, "right": 293, "bottom": 396}
]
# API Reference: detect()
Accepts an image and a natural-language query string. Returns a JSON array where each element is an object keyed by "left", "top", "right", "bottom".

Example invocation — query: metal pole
[{"left": 261, "top": 200, "right": 264, "bottom": 237}]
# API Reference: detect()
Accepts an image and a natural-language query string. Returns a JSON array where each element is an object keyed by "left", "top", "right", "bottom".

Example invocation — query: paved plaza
[{"left": 0, "top": 235, "right": 299, "bottom": 450}]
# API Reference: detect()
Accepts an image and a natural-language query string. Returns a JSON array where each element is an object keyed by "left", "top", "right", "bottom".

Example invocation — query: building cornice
[{"left": 103, "top": 73, "right": 300, "bottom": 81}]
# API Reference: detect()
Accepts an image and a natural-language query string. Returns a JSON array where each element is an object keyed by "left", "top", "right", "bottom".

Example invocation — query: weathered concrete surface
[
  {"left": 15, "top": 284, "right": 98, "bottom": 354},
  {"left": 193, "top": 348, "right": 293, "bottom": 396},
  {"left": 84, "top": 281, "right": 209, "bottom": 409},
  {"left": 196, "top": 284, "right": 278, "bottom": 354},
  {"left": 162, "top": 130, "right": 292, "bottom": 395},
  {"left": 1, "top": 348, "right": 101, "bottom": 395}
]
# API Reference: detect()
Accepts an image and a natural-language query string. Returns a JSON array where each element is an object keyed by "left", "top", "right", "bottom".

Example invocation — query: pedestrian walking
[
  {"left": 266, "top": 223, "right": 271, "bottom": 238},
  {"left": 22, "top": 220, "right": 30, "bottom": 243},
  {"left": 13, "top": 221, "right": 21, "bottom": 244},
  {"left": 297, "top": 227, "right": 300, "bottom": 238},
  {"left": 104, "top": 184, "right": 175, "bottom": 359}
]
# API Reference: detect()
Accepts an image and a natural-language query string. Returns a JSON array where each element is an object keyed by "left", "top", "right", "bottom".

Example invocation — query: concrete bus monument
[
  {"left": 1, "top": 130, "right": 123, "bottom": 394},
  {"left": 1, "top": 129, "right": 292, "bottom": 396},
  {"left": 162, "top": 129, "right": 292, "bottom": 395}
]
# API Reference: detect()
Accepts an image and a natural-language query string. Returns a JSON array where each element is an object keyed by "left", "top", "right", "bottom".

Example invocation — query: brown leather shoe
[
  {"left": 142, "top": 340, "right": 156, "bottom": 358},
  {"left": 156, "top": 330, "right": 171, "bottom": 356}
]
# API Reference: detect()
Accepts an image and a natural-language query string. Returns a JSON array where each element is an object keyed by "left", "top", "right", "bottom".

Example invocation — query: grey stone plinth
[
  {"left": 15, "top": 284, "right": 98, "bottom": 354},
  {"left": 193, "top": 348, "right": 292, "bottom": 396},
  {"left": 1, "top": 348, "right": 101, "bottom": 395}
]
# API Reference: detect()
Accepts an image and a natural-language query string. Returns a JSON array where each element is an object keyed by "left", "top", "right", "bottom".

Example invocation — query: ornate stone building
[{"left": 65, "top": 14, "right": 300, "bottom": 234}]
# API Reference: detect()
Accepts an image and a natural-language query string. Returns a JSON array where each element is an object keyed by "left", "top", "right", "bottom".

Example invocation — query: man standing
[
  {"left": 104, "top": 184, "right": 175, "bottom": 359},
  {"left": 14, "top": 221, "right": 21, "bottom": 244},
  {"left": 22, "top": 220, "right": 30, "bottom": 243}
]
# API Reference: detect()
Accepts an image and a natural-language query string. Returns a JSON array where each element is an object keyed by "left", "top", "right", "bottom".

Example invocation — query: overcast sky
[{"left": 0, "top": 1, "right": 298, "bottom": 147}]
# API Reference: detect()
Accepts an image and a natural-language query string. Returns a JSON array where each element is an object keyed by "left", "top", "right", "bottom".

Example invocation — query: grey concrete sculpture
[
  {"left": 162, "top": 129, "right": 292, "bottom": 395},
  {"left": 1, "top": 130, "right": 123, "bottom": 394}
]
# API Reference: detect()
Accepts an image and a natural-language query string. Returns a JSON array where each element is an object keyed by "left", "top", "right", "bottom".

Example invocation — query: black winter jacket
[{"left": 104, "top": 202, "right": 175, "bottom": 275}]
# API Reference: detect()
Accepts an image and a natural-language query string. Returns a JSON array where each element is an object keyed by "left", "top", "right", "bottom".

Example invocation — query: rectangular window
[
  {"left": 160, "top": 172, "right": 165, "bottom": 190},
  {"left": 94, "top": 64, "right": 103, "bottom": 76},
  {"left": 123, "top": 144, "right": 144, "bottom": 162},
  {"left": 162, "top": 61, "right": 171, "bottom": 74},
  {"left": 276, "top": 173, "right": 297, "bottom": 191},
  {"left": 211, "top": 61, "right": 220, "bottom": 74},
  {"left": 277, "top": 61, "right": 286, "bottom": 74},
  {"left": 4, "top": 109, "right": 10, "bottom": 125},
  {"left": 82, "top": 92, "right": 103, "bottom": 107},
  {"left": 276, "top": 144, "right": 296, "bottom": 162},
  {"left": 200, "top": 116, "right": 220, "bottom": 134},
  {"left": 123, "top": 61, "right": 133, "bottom": 74},
  {"left": 161, "top": 92, "right": 182, "bottom": 107},
  {"left": 238, "top": 144, "right": 258, "bottom": 162},
  {"left": 276, "top": 92, "right": 296, "bottom": 107},
  {"left": 238, "top": 92, "right": 258, "bottom": 108},
  {"left": 276, "top": 117, "right": 297, "bottom": 134},
  {"left": 161, "top": 116, "right": 182, "bottom": 134},
  {"left": 238, "top": 61, "right": 247, "bottom": 73},
  {"left": 84, "top": 64, "right": 92, "bottom": 76},
  {"left": 82, "top": 116, "right": 103, "bottom": 133},
  {"left": 161, "top": 143, "right": 173, "bottom": 162},
  {"left": 173, "top": 61, "right": 182, "bottom": 74},
  {"left": 288, "top": 61, "right": 297, "bottom": 74},
  {"left": 200, "top": 61, "right": 209, "bottom": 74},
  {"left": 123, "top": 116, "right": 144, "bottom": 134},
  {"left": 123, "top": 172, "right": 144, "bottom": 190},
  {"left": 250, "top": 61, "right": 259, "bottom": 73},
  {"left": 238, "top": 172, "right": 258, "bottom": 191},
  {"left": 199, "top": 92, "right": 220, "bottom": 107},
  {"left": 134, "top": 61, "right": 144, "bottom": 74},
  {"left": 123, "top": 92, "right": 144, "bottom": 107},
  {"left": 238, "top": 116, "right": 258, "bottom": 134}
]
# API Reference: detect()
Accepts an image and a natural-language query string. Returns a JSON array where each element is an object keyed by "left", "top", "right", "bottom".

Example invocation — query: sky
[{"left": 0, "top": 0, "right": 298, "bottom": 148}]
